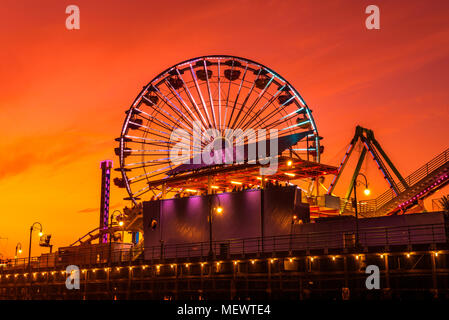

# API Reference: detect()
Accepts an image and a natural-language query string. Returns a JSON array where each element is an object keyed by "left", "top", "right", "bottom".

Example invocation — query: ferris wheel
[{"left": 115, "top": 55, "right": 321, "bottom": 204}]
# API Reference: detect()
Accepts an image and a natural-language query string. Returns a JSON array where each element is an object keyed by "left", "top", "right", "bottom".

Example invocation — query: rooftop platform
[{"left": 148, "top": 156, "right": 337, "bottom": 191}]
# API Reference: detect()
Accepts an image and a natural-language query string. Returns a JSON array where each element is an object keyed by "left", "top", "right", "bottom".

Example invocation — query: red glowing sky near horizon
[{"left": 0, "top": 0, "right": 448, "bottom": 258}]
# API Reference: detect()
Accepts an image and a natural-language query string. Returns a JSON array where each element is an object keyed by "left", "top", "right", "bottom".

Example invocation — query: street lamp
[
  {"left": 28, "top": 222, "right": 43, "bottom": 270},
  {"left": 208, "top": 195, "right": 223, "bottom": 259},
  {"left": 352, "top": 173, "right": 370, "bottom": 248},
  {"left": 15, "top": 243, "right": 22, "bottom": 259},
  {"left": 110, "top": 210, "right": 124, "bottom": 231},
  {"left": 109, "top": 210, "right": 124, "bottom": 264}
]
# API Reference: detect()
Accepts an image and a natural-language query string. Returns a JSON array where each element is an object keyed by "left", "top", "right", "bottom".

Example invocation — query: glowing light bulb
[{"left": 364, "top": 188, "right": 371, "bottom": 196}]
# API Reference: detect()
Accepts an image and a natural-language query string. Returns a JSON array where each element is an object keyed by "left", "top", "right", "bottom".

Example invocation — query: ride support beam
[
  {"left": 363, "top": 138, "right": 400, "bottom": 195},
  {"left": 371, "top": 137, "right": 408, "bottom": 188},
  {"left": 327, "top": 143, "right": 355, "bottom": 195},
  {"left": 341, "top": 147, "right": 367, "bottom": 213}
]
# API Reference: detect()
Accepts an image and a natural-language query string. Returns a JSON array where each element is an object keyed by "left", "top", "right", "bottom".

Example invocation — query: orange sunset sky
[{"left": 1, "top": 0, "right": 448, "bottom": 258}]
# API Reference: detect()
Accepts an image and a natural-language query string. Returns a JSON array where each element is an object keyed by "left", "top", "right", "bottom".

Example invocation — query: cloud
[{"left": 0, "top": 129, "right": 112, "bottom": 181}]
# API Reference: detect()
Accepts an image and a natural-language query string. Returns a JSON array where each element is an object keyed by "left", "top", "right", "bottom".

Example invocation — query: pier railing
[
  {"left": 146, "top": 222, "right": 445, "bottom": 260},
  {"left": 1, "top": 221, "right": 445, "bottom": 272}
]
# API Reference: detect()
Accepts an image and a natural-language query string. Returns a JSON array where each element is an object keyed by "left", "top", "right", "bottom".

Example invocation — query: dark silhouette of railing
[
  {"left": 2, "top": 221, "right": 443, "bottom": 273},
  {"left": 145, "top": 222, "right": 446, "bottom": 260}
]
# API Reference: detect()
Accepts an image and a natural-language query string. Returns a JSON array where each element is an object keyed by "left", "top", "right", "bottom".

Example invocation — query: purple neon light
[
  {"left": 327, "top": 143, "right": 353, "bottom": 194},
  {"left": 100, "top": 159, "right": 113, "bottom": 168},
  {"left": 100, "top": 160, "right": 112, "bottom": 243},
  {"left": 363, "top": 142, "right": 398, "bottom": 196},
  {"left": 398, "top": 174, "right": 449, "bottom": 209}
]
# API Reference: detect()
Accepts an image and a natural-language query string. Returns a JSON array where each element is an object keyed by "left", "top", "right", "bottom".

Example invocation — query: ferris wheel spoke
[
  {"left": 150, "top": 87, "right": 196, "bottom": 134},
  {"left": 127, "top": 141, "right": 170, "bottom": 149},
  {"left": 175, "top": 69, "right": 209, "bottom": 130},
  {"left": 131, "top": 186, "right": 151, "bottom": 199},
  {"left": 189, "top": 64, "right": 213, "bottom": 128},
  {"left": 140, "top": 97, "right": 183, "bottom": 131},
  {"left": 152, "top": 85, "right": 196, "bottom": 129},
  {"left": 128, "top": 171, "right": 167, "bottom": 185},
  {"left": 279, "top": 119, "right": 311, "bottom": 133},
  {"left": 140, "top": 96, "right": 187, "bottom": 133},
  {"left": 257, "top": 98, "right": 297, "bottom": 129},
  {"left": 223, "top": 63, "right": 233, "bottom": 129},
  {"left": 127, "top": 136, "right": 202, "bottom": 154},
  {"left": 131, "top": 107, "right": 177, "bottom": 133},
  {"left": 126, "top": 149, "right": 173, "bottom": 155},
  {"left": 125, "top": 161, "right": 172, "bottom": 171},
  {"left": 235, "top": 75, "right": 275, "bottom": 130},
  {"left": 124, "top": 157, "right": 178, "bottom": 167},
  {"left": 124, "top": 135, "right": 176, "bottom": 145},
  {"left": 217, "top": 60, "right": 222, "bottom": 130},
  {"left": 279, "top": 107, "right": 306, "bottom": 120},
  {"left": 240, "top": 84, "right": 286, "bottom": 132},
  {"left": 127, "top": 121, "right": 172, "bottom": 141},
  {"left": 128, "top": 165, "right": 172, "bottom": 182},
  {"left": 230, "top": 69, "right": 260, "bottom": 129},
  {"left": 124, "top": 152, "right": 177, "bottom": 157},
  {"left": 146, "top": 186, "right": 172, "bottom": 196},
  {"left": 164, "top": 78, "right": 203, "bottom": 128},
  {"left": 203, "top": 60, "right": 217, "bottom": 128},
  {"left": 227, "top": 63, "right": 248, "bottom": 128}
]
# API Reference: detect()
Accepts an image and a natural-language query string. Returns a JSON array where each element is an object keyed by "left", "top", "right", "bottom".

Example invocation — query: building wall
[
  {"left": 143, "top": 187, "right": 307, "bottom": 259},
  {"left": 291, "top": 212, "right": 447, "bottom": 248}
]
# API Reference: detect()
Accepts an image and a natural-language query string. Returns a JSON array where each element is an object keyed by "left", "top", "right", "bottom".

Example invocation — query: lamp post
[
  {"left": 208, "top": 195, "right": 223, "bottom": 259},
  {"left": 28, "top": 222, "right": 43, "bottom": 270},
  {"left": 352, "top": 173, "right": 370, "bottom": 248},
  {"left": 15, "top": 243, "right": 22, "bottom": 259},
  {"left": 108, "top": 210, "right": 123, "bottom": 264}
]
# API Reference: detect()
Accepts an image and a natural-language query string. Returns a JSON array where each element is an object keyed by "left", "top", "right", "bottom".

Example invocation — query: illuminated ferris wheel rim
[{"left": 116, "top": 55, "right": 321, "bottom": 204}]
